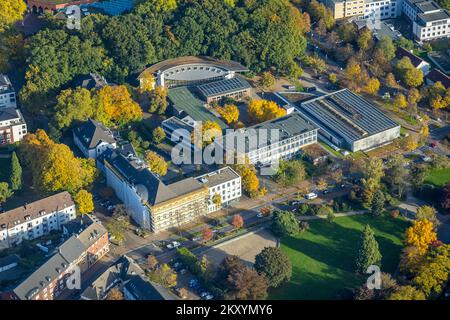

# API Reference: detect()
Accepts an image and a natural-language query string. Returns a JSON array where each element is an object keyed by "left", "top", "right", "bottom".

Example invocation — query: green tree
[
  {"left": 355, "top": 225, "right": 382, "bottom": 273},
  {"left": 371, "top": 190, "right": 385, "bottom": 217},
  {"left": 54, "top": 88, "right": 93, "bottom": 129},
  {"left": 271, "top": 210, "right": 299, "bottom": 237},
  {"left": 254, "top": 247, "right": 292, "bottom": 288},
  {"left": 0, "top": 182, "right": 13, "bottom": 204},
  {"left": 275, "top": 160, "right": 306, "bottom": 187},
  {"left": 9, "top": 151, "right": 22, "bottom": 191}
]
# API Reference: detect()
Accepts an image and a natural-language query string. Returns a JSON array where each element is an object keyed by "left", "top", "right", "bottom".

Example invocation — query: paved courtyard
[{"left": 204, "top": 228, "right": 278, "bottom": 268}]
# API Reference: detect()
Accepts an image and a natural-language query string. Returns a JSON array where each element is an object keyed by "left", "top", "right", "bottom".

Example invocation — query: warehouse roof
[
  {"left": 196, "top": 167, "right": 240, "bottom": 187},
  {"left": 298, "top": 89, "right": 399, "bottom": 143},
  {"left": 197, "top": 77, "right": 251, "bottom": 98}
]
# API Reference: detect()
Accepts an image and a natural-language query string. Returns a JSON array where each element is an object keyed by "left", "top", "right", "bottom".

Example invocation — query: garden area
[
  {"left": 269, "top": 214, "right": 410, "bottom": 300},
  {"left": 425, "top": 167, "right": 450, "bottom": 188}
]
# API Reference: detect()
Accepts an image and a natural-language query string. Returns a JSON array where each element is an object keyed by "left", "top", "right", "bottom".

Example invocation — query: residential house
[
  {"left": 0, "top": 74, "right": 17, "bottom": 109},
  {"left": 396, "top": 47, "right": 431, "bottom": 74},
  {"left": 0, "top": 108, "right": 27, "bottom": 145},
  {"left": 73, "top": 119, "right": 117, "bottom": 159}
]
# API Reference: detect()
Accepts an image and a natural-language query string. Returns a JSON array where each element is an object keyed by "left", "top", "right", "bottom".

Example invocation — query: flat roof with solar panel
[
  {"left": 298, "top": 89, "right": 400, "bottom": 151},
  {"left": 197, "top": 77, "right": 251, "bottom": 98}
]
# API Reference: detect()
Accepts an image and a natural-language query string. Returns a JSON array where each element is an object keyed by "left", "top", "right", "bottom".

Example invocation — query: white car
[
  {"left": 305, "top": 192, "right": 318, "bottom": 200},
  {"left": 257, "top": 213, "right": 264, "bottom": 218}
]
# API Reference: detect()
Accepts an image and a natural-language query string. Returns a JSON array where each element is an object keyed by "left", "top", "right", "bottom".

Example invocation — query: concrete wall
[{"left": 352, "top": 126, "right": 401, "bottom": 152}]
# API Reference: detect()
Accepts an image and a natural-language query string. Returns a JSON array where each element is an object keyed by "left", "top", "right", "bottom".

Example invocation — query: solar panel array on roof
[
  {"left": 299, "top": 89, "right": 398, "bottom": 143},
  {"left": 197, "top": 77, "right": 251, "bottom": 98}
]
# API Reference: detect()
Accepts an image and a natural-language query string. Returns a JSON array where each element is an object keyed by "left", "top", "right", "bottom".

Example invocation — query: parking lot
[{"left": 203, "top": 228, "right": 278, "bottom": 268}]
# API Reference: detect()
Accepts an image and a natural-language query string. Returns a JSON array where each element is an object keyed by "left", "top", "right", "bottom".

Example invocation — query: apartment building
[
  {"left": 6, "top": 215, "right": 109, "bottom": 300},
  {"left": 364, "top": 0, "right": 402, "bottom": 19},
  {"left": 0, "top": 74, "right": 17, "bottom": 109},
  {"left": 325, "top": 0, "right": 366, "bottom": 19},
  {"left": 216, "top": 113, "right": 318, "bottom": 166},
  {"left": 0, "top": 192, "right": 77, "bottom": 249},
  {"left": 196, "top": 167, "right": 242, "bottom": 213},
  {"left": 0, "top": 108, "right": 27, "bottom": 145}
]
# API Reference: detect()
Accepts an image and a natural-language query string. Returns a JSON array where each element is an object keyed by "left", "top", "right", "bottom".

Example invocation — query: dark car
[{"left": 323, "top": 189, "right": 330, "bottom": 195}]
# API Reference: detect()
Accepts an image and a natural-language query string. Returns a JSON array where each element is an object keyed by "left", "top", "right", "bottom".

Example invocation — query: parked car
[
  {"left": 323, "top": 189, "right": 330, "bottom": 195},
  {"left": 257, "top": 212, "right": 264, "bottom": 218},
  {"left": 189, "top": 279, "right": 199, "bottom": 288},
  {"left": 305, "top": 192, "right": 318, "bottom": 200}
]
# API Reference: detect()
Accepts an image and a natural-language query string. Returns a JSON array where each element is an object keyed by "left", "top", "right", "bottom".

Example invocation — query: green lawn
[
  {"left": 269, "top": 214, "right": 409, "bottom": 300},
  {"left": 425, "top": 168, "right": 450, "bottom": 187}
]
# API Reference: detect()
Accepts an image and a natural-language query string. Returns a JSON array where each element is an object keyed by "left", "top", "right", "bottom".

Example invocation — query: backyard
[{"left": 269, "top": 214, "right": 410, "bottom": 300}]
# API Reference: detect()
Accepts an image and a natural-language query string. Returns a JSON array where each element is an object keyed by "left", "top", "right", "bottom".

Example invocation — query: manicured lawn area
[
  {"left": 269, "top": 214, "right": 409, "bottom": 300},
  {"left": 425, "top": 168, "right": 450, "bottom": 187}
]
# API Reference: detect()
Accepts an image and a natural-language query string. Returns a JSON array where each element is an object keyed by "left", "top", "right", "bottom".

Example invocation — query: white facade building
[
  {"left": 0, "top": 74, "right": 17, "bottom": 109},
  {"left": 196, "top": 167, "right": 242, "bottom": 213},
  {"left": 403, "top": 0, "right": 450, "bottom": 41},
  {"left": 364, "top": 0, "right": 402, "bottom": 20},
  {"left": 73, "top": 119, "right": 117, "bottom": 159},
  {"left": 0, "top": 192, "right": 76, "bottom": 249},
  {"left": 0, "top": 108, "right": 27, "bottom": 145}
]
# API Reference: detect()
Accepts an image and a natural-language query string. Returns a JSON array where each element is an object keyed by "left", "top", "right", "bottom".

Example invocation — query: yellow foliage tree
[
  {"left": 145, "top": 151, "right": 168, "bottom": 177},
  {"left": 192, "top": 120, "right": 222, "bottom": 148},
  {"left": 405, "top": 219, "right": 437, "bottom": 255},
  {"left": 19, "top": 130, "right": 96, "bottom": 194},
  {"left": 94, "top": 85, "right": 142, "bottom": 128},
  {"left": 233, "top": 162, "right": 260, "bottom": 197},
  {"left": 394, "top": 93, "right": 407, "bottom": 110},
  {"left": 403, "top": 134, "right": 418, "bottom": 151},
  {"left": 217, "top": 104, "right": 239, "bottom": 125},
  {"left": 0, "top": 0, "right": 27, "bottom": 32},
  {"left": 364, "top": 78, "right": 380, "bottom": 95},
  {"left": 317, "top": 178, "right": 328, "bottom": 191},
  {"left": 139, "top": 70, "right": 155, "bottom": 93},
  {"left": 248, "top": 99, "right": 286, "bottom": 123},
  {"left": 74, "top": 190, "right": 94, "bottom": 215}
]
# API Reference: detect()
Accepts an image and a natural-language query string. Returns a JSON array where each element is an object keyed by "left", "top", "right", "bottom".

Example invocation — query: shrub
[{"left": 390, "top": 210, "right": 400, "bottom": 218}]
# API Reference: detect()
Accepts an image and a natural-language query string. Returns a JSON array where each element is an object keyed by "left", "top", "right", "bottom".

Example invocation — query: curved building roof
[{"left": 138, "top": 56, "right": 248, "bottom": 81}]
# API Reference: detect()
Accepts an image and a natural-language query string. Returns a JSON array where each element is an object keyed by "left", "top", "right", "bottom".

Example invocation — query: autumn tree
[
  {"left": 405, "top": 219, "right": 437, "bottom": 255},
  {"left": 106, "top": 288, "right": 124, "bottom": 300},
  {"left": 0, "top": 0, "right": 27, "bottom": 32},
  {"left": 345, "top": 58, "right": 361, "bottom": 80},
  {"left": 355, "top": 225, "right": 382, "bottom": 273},
  {"left": 275, "top": 160, "right": 306, "bottom": 187},
  {"left": 403, "top": 134, "right": 419, "bottom": 151},
  {"left": 193, "top": 120, "right": 222, "bottom": 148},
  {"left": 94, "top": 85, "right": 142, "bottom": 128},
  {"left": 9, "top": 151, "right": 22, "bottom": 191},
  {"left": 305, "top": 54, "right": 326, "bottom": 75},
  {"left": 147, "top": 254, "right": 159, "bottom": 271},
  {"left": 385, "top": 72, "right": 398, "bottom": 88},
  {"left": 18, "top": 130, "right": 96, "bottom": 194},
  {"left": 357, "top": 27, "right": 373, "bottom": 52},
  {"left": 231, "top": 214, "right": 244, "bottom": 229},
  {"left": 393, "top": 93, "right": 407, "bottom": 111},
  {"left": 259, "top": 71, "right": 275, "bottom": 88},
  {"left": 149, "top": 263, "right": 177, "bottom": 288},
  {"left": 254, "top": 247, "right": 292, "bottom": 288},
  {"left": 416, "top": 205, "right": 438, "bottom": 227},
  {"left": 217, "top": 104, "right": 239, "bottom": 125},
  {"left": 395, "top": 57, "right": 423, "bottom": 87},
  {"left": 139, "top": 70, "right": 155, "bottom": 92},
  {"left": 212, "top": 192, "right": 222, "bottom": 208},
  {"left": 331, "top": 168, "right": 343, "bottom": 184},
  {"left": 148, "top": 86, "right": 168, "bottom": 115},
  {"left": 361, "top": 158, "right": 384, "bottom": 206},
  {"left": 364, "top": 78, "right": 380, "bottom": 95},
  {"left": 232, "top": 163, "right": 260, "bottom": 197},
  {"left": 202, "top": 226, "right": 214, "bottom": 242},
  {"left": 152, "top": 126, "right": 166, "bottom": 144},
  {"left": 216, "top": 256, "right": 268, "bottom": 300},
  {"left": 248, "top": 99, "right": 286, "bottom": 123},
  {"left": 384, "top": 154, "right": 408, "bottom": 197},
  {"left": 317, "top": 178, "right": 328, "bottom": 191},
  {"left": 388, "top": 286, "right": 426, "bottom": 300},
  {"left": 74, "top": 189, "right": 94, "bottom": 215},
  {"left": 54, "top": 88, "right": 93, "bottom": 129},
  {"left": 145, "top": 151, "right": 168, "bottom": 176}
]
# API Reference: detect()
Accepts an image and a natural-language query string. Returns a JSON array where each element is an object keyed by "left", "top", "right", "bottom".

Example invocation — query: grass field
[
  {"left": 425, "top": 168, "right": 450, "bottom": 187},
  {"left": 269, "top": 214, "right": 409, "bottom": 300}
]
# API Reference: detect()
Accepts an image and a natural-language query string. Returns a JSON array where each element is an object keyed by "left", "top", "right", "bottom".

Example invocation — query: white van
[{"left": 305, "top": 192, "right": 318, "bottom": 200}]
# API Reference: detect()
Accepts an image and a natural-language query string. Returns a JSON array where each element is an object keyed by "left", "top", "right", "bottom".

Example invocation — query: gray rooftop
[
  {"left": 73, "top": 119, "right": 116, "bottom": 150},
  {"left": 0, "top": 108, "right": 21, "bottom": 123},
  {"left": 417, "top": 10, "right": 450, "bottom": 23},
  {"left": 100, "top": 150, "right": 205, "bottom": 207},
  {"left": 196, "top": 167, "right": 240, "bottom": 187},
  {"left": 197, "top": 77, "right": 251, "bottom": 98},
  {"left": 298, "top": 89, "right": 399, "bottom": 143},
  {"left": 217, "top": 112, "right": 318, "bottom": 153}
]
